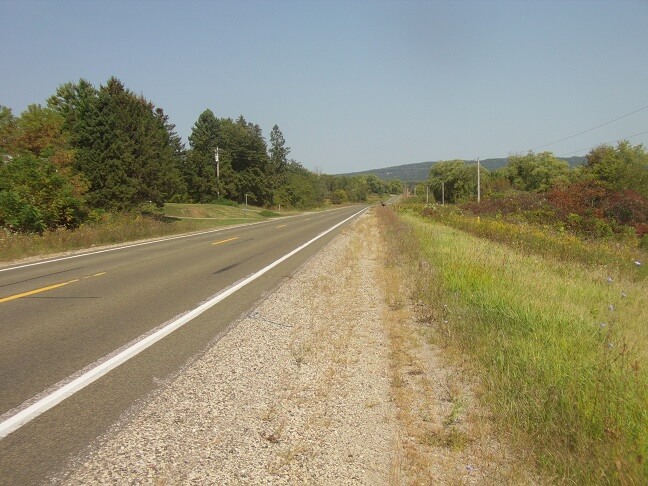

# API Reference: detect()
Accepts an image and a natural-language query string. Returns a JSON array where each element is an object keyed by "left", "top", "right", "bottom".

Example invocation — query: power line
[
  {"left": 530, "top": 104, "right": 648, "bottom": 151},
  {"left": 557, "top": 129, "right": 648, "bottom": 157}
]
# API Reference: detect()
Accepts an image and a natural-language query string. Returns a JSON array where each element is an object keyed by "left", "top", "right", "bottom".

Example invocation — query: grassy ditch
[{"left": 377, "top": 206, "right": 648, "bottom": 484}]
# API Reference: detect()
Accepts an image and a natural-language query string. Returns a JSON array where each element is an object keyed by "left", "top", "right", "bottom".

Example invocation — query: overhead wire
[
  {"left": 528, "top": 104, "right": 648, "bottom": 151},
  {"left": 476, "top": 104, "right": 648, "bottom": 161},
  {"left": 557, "top": 129, "right": 648, "bottom": 157}
]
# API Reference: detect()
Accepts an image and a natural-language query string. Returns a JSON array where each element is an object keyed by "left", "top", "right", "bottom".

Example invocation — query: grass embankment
[
  {"left": 378, "top": 206, "right": 648, "bottom": 484},
  {"left": 0, "top": 202, "right": 284, "bottom": 264}
]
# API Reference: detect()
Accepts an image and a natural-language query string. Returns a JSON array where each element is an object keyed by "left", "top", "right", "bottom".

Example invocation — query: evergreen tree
[
  {"left": 155, "top": 107, "right": 188, "bottom": 201},
  {"left": 269, "top": 124, "right": 290, "bottom": 177},
  {"left": 186, "top": 109, "right": 220, "bottom": 202},
  {"left": 50, "top": 77, "right": 183, "bottom": 209}
]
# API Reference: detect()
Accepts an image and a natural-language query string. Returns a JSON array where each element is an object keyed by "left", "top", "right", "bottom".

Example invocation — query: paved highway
[{"left": 0, "top": 205, "right": 367, "bottom": 485}]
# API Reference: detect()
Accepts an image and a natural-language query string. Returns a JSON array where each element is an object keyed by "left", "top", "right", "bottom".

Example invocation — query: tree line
[
  {"left": 1, "top": 77, "right": 399, "bottom": 233},
  {"left": 424, "top": 145, "right": 647, "bottom": 203},
  {"left": 423, "top": 143, "right": 648, "bottom": 238}
]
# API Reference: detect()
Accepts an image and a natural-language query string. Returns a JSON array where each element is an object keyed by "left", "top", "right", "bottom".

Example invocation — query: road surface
[{"left": 0, "top": 205, "right": 367, "bottom": 485}]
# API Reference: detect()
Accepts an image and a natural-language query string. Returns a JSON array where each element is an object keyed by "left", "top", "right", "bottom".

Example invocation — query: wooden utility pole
[{"left": 477, "top": 157, "right": 481, "bottom": 203}]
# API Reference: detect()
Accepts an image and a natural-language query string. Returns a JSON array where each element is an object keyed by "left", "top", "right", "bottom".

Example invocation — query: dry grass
[{"left": 376, "top": 206, "right": 543, "bottom": 485}]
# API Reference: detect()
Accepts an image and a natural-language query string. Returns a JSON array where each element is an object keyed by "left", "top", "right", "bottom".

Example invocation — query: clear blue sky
[{"left": 2, "top": 0, "right": 647, "bottom": 174}]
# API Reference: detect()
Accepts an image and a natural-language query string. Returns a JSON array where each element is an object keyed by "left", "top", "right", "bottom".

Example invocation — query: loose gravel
[{"left": 60, "top": 211, "right": 396, "bottom": 485}]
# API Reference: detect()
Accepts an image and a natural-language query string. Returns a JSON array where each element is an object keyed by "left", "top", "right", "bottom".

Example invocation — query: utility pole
[
  {"left": 214, "top": 147, "right": 220, "bottom": 199},
  {"left": 477, "top": 157, "right": 481, "bottom": 203}
]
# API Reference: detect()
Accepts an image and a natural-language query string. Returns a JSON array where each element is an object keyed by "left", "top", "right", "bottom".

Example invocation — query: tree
[
  {"left": 428, "top": 160, "right": 489, "bottom": 203},
  {"left": 9, "top": 104, "right": 75, "bottom": 167},
  {"left": 364, "top": 174, "right": 386, "bottom": 195},
  {"left": 217, "top": 116, "right": 271, "bottom": 204},
  {"left": 586, "top": 141, "right": 648, "bottom": 198},
  {"left": 0, "top": 106, "right": 16, "bottom": 159},
  {"left": 50, "top": 77, "right": 181, "bottom": 209},
  {"left": 502, "top": 151, "right": 570, "bottom": 192},
  {"left": 154, "top": 107, "right": 187, "bottom": 201},
  {"left": 0, "top": 103, "right": 88, "bottom": 232},
  {"left": 269, "top": 124, "right": 290, "bottom": 176},
  {"left": 185, "top": 109, "right": 220, "bottom": 202}
]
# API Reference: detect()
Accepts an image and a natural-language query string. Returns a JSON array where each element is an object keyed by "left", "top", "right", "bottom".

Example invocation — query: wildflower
[
  {"left": 466, "top": 464, "right": 476, "bottom": 473},
  {"left": 621, "top": 291, "right": 627, "bottom": 298},
  {"left": 606, "top": 341, "right": 614, "bottom": 349},
  {"left": 609, "top": 304, "right": 615, "bottom": 312},
  {"left": 606, "top": 276, "right": 613, "bottom": 284},
  {"left": 599, "top": 322, "right": 607, "bottom": 329},
  {"left": 635, "top": 260, "right": 642, "bottom": 266}
]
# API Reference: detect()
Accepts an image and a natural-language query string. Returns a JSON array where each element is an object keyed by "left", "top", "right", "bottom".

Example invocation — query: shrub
[
  {"left": 601, "top": 189, "right": 648, "bottom": 226},
  {"left": 0, "top": 153, "right": 87, "bottom": 232}
]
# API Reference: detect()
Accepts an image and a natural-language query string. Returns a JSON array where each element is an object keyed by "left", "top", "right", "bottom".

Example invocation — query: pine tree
[
  {"left": 50, "top": 77, "right": 183, "bottom": 209},
  {"left": 186, "top": 109, "right": 220, "bottom": 202},
  {"left": 269, "top": 124, "right": 290, "bottom": 175}
]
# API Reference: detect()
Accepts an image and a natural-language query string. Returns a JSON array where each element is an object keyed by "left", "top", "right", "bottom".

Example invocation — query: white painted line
[
  {"left": 0, "top": 207, "right": 367, "bottom": 439},
  {"left": 0, "top": 206, "right": 359, "bottom": 273}
]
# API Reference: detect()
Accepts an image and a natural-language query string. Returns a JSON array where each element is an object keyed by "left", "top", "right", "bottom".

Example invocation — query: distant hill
[{"left": 338, "top": 156, "right": 587, "bottom": 182}]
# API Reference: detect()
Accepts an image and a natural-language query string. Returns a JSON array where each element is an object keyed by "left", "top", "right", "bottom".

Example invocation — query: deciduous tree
[{"left": 586, "top": 141, "right": 648, "bottom": 197}]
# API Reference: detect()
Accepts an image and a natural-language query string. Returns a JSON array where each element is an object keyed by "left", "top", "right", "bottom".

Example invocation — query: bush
[
  {"left": 462, "top": 182, "right": 648, "bottom": 239},
  {"left": 213, "top": 197, "right": 239, "bottom": 207},
  {"left": 0, "top": 154, "right": 87, "bottom": 233},
  {"left": 463, "top": 190, "right": 549, "bottom": 216}
]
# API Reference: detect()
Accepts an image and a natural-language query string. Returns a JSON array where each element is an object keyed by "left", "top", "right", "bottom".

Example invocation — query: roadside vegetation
[
  {"left": 385, "top": 141, "right": 648, "bottom": 483},
  {"left": 379, "top": 204, "right": 647, "bottom": 483}
]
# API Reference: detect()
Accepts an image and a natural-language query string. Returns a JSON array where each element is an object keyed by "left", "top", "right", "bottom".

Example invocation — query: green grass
[{"left": 377, "top": 206, "right": 648, "bottom": 484}]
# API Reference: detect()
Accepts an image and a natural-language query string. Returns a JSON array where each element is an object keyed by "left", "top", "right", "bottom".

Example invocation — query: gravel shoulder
[{"left": 58, "top": 210, "right": 539, "bottom": 485}]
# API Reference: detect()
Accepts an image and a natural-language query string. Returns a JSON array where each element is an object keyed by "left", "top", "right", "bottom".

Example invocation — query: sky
[{"left": 1, "top": 0, "right": 647, "bottom": 174}]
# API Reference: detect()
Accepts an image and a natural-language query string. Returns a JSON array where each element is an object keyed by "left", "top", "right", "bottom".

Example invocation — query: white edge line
[
  {"left": 0, "top": 205, "right": 355, "bottom": 273},
  {"left": 0, "top": 207, "right": 367, "bottom": 439}
]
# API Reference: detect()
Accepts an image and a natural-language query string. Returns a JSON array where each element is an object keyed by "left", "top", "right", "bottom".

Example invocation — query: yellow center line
[
  {"left": 0, "top": 272, "right": 107, "bottom": 304},
  {"left": 0, "top": 279, "right": 79, "bottom": 304},
  {"left": 212, "top": 236, "right": 239, "bottom": 246}
]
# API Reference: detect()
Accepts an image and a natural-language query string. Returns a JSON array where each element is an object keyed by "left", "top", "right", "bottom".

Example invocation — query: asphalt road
[{"left": 0, "top": 205, "right": 367, "bottom": 485}]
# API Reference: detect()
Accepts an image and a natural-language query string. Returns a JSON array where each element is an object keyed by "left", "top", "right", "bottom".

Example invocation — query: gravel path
[{"left": 60, "top": 211, "right": 397, "bottom": 485}]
